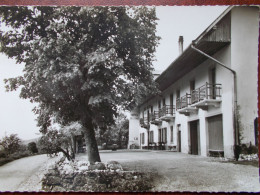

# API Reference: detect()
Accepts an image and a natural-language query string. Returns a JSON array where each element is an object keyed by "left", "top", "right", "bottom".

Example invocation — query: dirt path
[
  {"left": 77, "top": 150, "right": 260, "bottom": 192},
  {"left": 0, "top": 154, "right": 60, "bottom": 192}
]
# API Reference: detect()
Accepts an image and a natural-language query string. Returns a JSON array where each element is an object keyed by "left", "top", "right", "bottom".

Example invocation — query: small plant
[
  {"left": 234, "top": 145, "right": 241, "bottom": 161},
  {"left": 241, "top": 142, "right": 258, "bottom": 155}
]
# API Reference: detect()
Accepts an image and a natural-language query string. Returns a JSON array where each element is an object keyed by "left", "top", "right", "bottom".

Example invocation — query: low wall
[{"left": 42, "top": 159, "right": 154, "bottom": 192}]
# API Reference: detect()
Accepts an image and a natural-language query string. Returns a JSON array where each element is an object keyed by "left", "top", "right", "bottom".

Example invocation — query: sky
[{"left": 0, "top": 6, "right": 228, "bottom": 140}]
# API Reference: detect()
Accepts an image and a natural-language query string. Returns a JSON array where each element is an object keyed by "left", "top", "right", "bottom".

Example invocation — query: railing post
[{"left": 206, "top": 82, "right": 208, "bottom": 99}]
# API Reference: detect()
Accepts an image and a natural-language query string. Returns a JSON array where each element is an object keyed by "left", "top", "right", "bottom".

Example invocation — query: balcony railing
[
  {"left": 151, "top": 111, "right": 162, "bottom": 125},
  {"left": 191, "top": 82, "right": 221, "bottom": 104},
  {"left": 140, "top": 117, "right": 149, "bottom": 128},
  {"left": 151, "top": 111, "right": 159, "bottom": 121},
  {"left": 176, "top": 93, "right": 191, "bottom": 110},
  {"left": 159, "top": 105, "right": 175, "bottom": 117}
]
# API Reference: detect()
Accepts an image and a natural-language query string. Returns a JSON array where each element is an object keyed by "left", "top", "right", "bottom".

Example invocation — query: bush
[
  {"left": 0, "top": 151, "right": 30, "bottom": 166},
  {"left": 28, "top": 142, "right": 38, "bottom": 154},
  {"left": 241, "top": 143, "right": 258, "bottom": 155},
  {"left": 0, "top": 157, "right": 14, "bottom": 166},
  {"left": 0, "top": 151, "right": 7, "bottom": 158}
]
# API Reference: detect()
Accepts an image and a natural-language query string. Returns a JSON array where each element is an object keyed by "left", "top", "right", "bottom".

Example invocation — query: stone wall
[{"left": 42, "top": 158, "right": 154, "bottom": 192}]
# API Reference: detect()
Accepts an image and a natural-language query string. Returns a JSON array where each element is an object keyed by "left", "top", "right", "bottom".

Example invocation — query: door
[
  {"left": 210, "top": 68, "right": 216, "bottom": 99},
  {"left": 208, "top": 115, "right": 223, "bottom": 152},
  {"left": 170, "top": 94, "right": 173, "bottom": 114},
  {"left": 177, "top": 124, "right": 181, "bottom": 152},
  {"left": 190, "top": 120, "right": 199, "bottom": 155}
]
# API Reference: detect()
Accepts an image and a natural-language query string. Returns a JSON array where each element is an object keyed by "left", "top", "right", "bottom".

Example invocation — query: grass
[{"left": 0, "top": 152, "right": 32, "bottom": 166}]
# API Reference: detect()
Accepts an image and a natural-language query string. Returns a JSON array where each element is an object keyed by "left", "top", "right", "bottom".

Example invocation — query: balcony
[
  {"left": 190, "top": 83, "right": 222, "bottom": 110},
  {"left": 139, "top": 117, "right": 149, "bottom": 129},
  {"left": 159, "top": 105, "right": 175, "bottom": 121},
  {"left": 150, "top": 111, "right": 162, "bottom": 125},
  {"left": 176, "top": 93, "right": 198, "bottom": 116}
]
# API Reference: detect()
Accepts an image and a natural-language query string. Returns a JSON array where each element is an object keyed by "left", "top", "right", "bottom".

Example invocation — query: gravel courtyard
[
  {"left": 78, "top": 150, "right": 260, "bottom": 192},
  {"left": 0, "top": 150, "right": 258, "bottom": 192}
]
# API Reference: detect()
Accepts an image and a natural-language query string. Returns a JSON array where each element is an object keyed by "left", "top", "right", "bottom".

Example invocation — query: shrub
[
  {"left": 0, "top": 134, "right": 21, "bottom": 155},
  {"left": 241, "top": 143, "right": 258, "bottom": 155},
  {"left": 0, "top": 151, "right": 7, "bottom": 158},
  {"left": 0, "top": 157, "right": 14, "bottom": 166},
  {"left": 28, "top": 142, "right": 38, "bottom": 154}
]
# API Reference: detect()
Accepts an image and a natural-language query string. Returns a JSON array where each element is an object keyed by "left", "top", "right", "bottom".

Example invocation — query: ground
[
  {"left": 0, "top": 150, "right": 259, "bottom": 192},
  {"left": 0, "top": 154, "right": 60, "bottom": 191}
]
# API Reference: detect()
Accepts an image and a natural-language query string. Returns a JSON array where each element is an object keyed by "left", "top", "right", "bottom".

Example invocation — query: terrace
[
  {"left": 139, "top": 117, "right": 149, "bottom": 129},
  {"left": 176, "top": 93, "right": 198, "bottom": 116},
  {"left": 150, "top": 111, "right": 162, "bottom": 125},
  {"left": 177, "top": 82, "right": 222, "bottom": 116},
  {"left": 159, "top": 105, "right": 175, "bottom": 122},
  {"left": 191, "top": 82, "right": 222, "bottom": 110}
]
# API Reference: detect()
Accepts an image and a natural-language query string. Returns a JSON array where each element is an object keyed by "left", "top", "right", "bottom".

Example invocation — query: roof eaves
[{"left": 155, "top": 6, "right": 234, "bottom": 84}]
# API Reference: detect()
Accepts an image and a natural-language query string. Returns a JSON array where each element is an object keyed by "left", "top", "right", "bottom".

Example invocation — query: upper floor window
[
  {"left": 176, "top": 89, "right": 180, "bottom": 104},
  {"left": 162, "top": 98, "right": 166, "bottom": 106},
  {"left": 170, "top": 94, "right": 173, "bottom": 106},
  {"left": 141, "top": 133, "right": 145, "bottom": 144},
  {"left": 190, "top": 80, "right": 195, "bottom": 93}
]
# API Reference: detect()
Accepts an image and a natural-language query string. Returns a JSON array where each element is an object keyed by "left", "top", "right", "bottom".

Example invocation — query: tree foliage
[
  {"left": 0, "top": 6, "right": 160, "bottom": 163},
  {"left": 38, "top": 127, "right": 75, "bottom": 160},
  {"left": 97, "top": 113, "right": 129, "bottom": 148},
  {"left": 0, "top": 134, "right": 21, "bottom": 155},
  {"left": 27, "top": 141, "right": 38, "bottom": 154}
]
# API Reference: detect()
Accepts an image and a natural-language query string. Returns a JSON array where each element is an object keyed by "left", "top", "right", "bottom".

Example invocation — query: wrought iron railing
[
  {"left": 191, "top": 82, "right": 221, "bottom": 104},
  {"left": 151, "top": 111, "right": 160, "bottom": 121},
  {"left": 159, "top": 105, "right": 175, "bottom": 117},
  {"left": 176, "top": 93, "right": 191, "bottom": 110},
  {"left": 139, "top": 117, "right": 149, "bottom": 126}
]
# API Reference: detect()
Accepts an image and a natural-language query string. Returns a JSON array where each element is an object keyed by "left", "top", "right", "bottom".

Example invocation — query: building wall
[
  {"left": 137, "top": 44, "right": 236, "bottom": 157},
  {"left": 128, "top": 6, "right": 258, "bottom": 158},
  {"left": 128, "top": 109, "right": 140, "bottom": 148},
  {"left": 230, "top": 6, "right": 259, "bottom": 145}
]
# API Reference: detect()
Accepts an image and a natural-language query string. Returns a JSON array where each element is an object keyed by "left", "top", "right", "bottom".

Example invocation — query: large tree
[{"left": 0, "top": 6, "right": 160, "bottom": 163}]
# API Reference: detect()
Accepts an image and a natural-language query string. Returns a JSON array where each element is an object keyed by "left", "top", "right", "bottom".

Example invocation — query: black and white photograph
[{"left": 0, "top": 3, "right": 259, "bottom": 192}]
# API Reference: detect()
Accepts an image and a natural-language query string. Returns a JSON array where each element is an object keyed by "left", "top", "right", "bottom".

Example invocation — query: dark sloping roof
[
  {"left": 156, "top": 6, "right": 232, "bottom": 91},
  {"left": 139, "top": 6, "right": 234, "bottom": 107}
]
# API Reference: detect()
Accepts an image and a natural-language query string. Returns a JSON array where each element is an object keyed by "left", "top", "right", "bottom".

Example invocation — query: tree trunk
[{"left": 83, "top": 121, "right": 101, "bottom": 164}]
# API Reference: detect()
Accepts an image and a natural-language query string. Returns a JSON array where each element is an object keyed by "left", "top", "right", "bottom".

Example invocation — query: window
[
  {"left": 170, "top": 94, "right": 173, "bottom": 106},
  {"left": 190, "top": 80, "right": 195, "bottom": 92},
  {"left": 176, "top": 89, "right": 180, "bottom": 105},
  {"left": 176, "top": 90, "right": 180, "bottom": 99},
  {"left": 210, "top": 68, "right": 216, "bottom": 99},
  {"left": 158, "top": 100, "right": 161, "bottom": 109},
  {"left": 149, "top": 131, "right": 154, "bottom": 143},
  {"left": 163, "top": 98, "right": 166, "bottom": 106},
  {"left": 161, "top": 128, "right": 167, "bottom": 143},
  {"left": 170, "top": 126, "right": 174, "bottom": 142},
  {"left": 164, "top": 128, "right": 167, "bottom": 143},
  {"left": 141, "top": 133, "right": 145, "bottom": 144},
  {"left": 158, "top": 129, "right": 161, "bottom": 142}
]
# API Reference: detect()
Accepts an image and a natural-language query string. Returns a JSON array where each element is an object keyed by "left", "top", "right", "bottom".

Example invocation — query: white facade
[{"left": 128, "top": 6, "right": 259, "bottom": 159}]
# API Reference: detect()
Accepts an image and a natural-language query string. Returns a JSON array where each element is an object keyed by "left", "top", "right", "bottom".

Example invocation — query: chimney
[{"left": 178, "top": 36, "right": 184, "bottom": 55}]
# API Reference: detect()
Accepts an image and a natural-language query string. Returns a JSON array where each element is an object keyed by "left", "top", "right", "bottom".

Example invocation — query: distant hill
[{"left": 22, "top": 137, "right": 41, "bottom": 145}]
